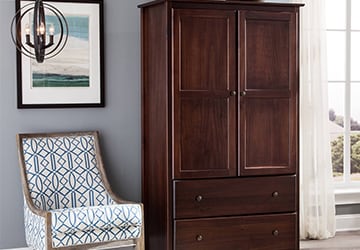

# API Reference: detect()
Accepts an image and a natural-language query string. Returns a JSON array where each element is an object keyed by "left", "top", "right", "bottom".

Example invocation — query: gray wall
[
  {"left": 0, "top": 0, "right": 355, "bottom": 248},
  {"left": 0, "top": 0, "right": 146, "bottom": 248}
]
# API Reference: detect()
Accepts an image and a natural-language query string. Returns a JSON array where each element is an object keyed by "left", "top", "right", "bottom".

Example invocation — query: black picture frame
[{"left": 16, "top": 0, "right": 104, "bottom": 108}]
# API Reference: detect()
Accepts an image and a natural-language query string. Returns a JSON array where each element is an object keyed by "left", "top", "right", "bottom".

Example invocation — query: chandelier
[{"left": 11, "top": 0, "right": 69, "bottom": 63}]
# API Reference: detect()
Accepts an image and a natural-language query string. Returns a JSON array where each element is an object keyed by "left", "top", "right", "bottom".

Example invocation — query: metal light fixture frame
[{"left": 11, "top": 0, "right": 69, "bottom": 63}]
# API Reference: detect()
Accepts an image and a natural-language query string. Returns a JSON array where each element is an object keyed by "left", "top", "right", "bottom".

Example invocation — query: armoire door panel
[
  {"left": 241, "top": 98, "right": 296, "bottom": 175},
  {"left": 175, "top": 98, "right": 236, "bottom": 178},
  {"left": 173, "top": 9, "right": 237, "bottom": 179},
  {"left": 174, "top": 9, "right": 236, "bottom": 91},
  {"left": 239, "top": 9, "right": 297, "bottom": 176},
  {"left": 241, "top": 11, "right": 295, "bottom": 91}
]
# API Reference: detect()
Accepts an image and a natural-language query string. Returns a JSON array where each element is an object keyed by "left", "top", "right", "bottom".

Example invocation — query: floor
[{"left": 300, "top": 231, "right": 360, "bottom": 250}]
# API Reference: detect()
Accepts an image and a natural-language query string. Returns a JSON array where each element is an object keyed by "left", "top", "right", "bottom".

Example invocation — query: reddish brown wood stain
[{"left": 140, "top": 1, "right": 303, "bottom": 249}]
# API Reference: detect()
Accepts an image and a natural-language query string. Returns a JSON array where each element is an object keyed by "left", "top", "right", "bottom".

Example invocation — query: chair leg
[{"left": 135, "top": 237, "right": 144, "bottom": 250}]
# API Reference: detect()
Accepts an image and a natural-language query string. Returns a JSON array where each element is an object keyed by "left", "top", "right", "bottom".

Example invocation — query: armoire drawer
[
  {"left": 174, "top": 175, "right": 295, "bottom": 219},
  {"left": 174, "top": 213, "right": 297, "bottom": 250}
]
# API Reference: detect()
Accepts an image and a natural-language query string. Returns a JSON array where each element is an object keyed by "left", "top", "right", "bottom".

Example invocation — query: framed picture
[{"left": 16, "top": 0, "right": 104, "bottom": 108}]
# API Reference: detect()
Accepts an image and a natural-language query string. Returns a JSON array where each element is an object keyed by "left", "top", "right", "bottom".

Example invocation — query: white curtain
[{"left": 292, "top": 0, "right": 336, "bottom": 239}]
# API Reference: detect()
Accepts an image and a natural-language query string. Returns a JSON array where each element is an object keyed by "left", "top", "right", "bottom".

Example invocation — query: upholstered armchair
[{"left": 16, "top": 131, "right": 144, "bottom": 250}]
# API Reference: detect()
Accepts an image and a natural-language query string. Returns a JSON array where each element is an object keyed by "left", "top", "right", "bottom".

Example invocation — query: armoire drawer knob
[
  {"left": 195, "top": 195, "right": 203, "bottom": 202},
  {"left": 272, "top": 191, "right": 279, "bottom": 197},
  {"left": 272, "top": 230, "right": 279, "bottom": 236},
  {"left": 196, "top": 234, "right": 203, "bottom": 241}
]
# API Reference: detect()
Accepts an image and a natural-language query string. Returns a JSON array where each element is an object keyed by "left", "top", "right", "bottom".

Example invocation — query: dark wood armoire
[{"left": 139, "top": 1, "right": 303, "bottom": 249}]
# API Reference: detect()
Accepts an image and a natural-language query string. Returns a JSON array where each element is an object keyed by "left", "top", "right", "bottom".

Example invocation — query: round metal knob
[
  {"left": 230, "top": 90, "right": 237, "bottom": 96},
  {"left": 272, "top": 230, "right": 279, "bottom": 236},
  {"left": 195, "top": 195, "right": 203, "bottom": 202},
  {"left": 272, "top": 191, "right": 279, "bottom": 198},
  {"left": 196, "top": 234, "right": 203, "bottom": 241},
  {"left": 240, "top": 91, "right": 246, "bottom": 96}
]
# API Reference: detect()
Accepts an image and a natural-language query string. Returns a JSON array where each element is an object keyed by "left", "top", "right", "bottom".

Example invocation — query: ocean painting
[{"left": 31, "top": 15, "right": 90, "bottom": 88}]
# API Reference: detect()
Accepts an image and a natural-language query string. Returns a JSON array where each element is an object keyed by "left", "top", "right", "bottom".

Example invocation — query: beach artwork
[
  {"left": 17, "top": 0, "right": 103, "bottom": 108},
  {"left": 31, "top": 15, "right": 90, "bottom": 88}
]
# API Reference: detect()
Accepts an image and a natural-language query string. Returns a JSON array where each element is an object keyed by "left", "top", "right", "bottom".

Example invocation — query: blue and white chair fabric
[{"left": 17, "top": 131, "right": 144, "bottom": 250}]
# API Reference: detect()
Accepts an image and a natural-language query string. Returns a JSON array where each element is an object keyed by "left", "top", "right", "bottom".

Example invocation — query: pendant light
[{"left": 11, "top": 0, "right": 69, "bottom": 63}]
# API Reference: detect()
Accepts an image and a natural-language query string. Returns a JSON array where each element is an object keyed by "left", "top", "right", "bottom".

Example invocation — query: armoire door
[
  {"left": 239, "top": 10, "right": 298, "bottom": 176},
  {"left": 173, "top": 9, "right": 237, "bottom": 179}
]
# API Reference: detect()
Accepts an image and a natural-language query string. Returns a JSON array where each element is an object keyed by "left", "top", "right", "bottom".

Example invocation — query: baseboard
[{"left": 336, "top": 214, "right": 360, "bottom": 232}]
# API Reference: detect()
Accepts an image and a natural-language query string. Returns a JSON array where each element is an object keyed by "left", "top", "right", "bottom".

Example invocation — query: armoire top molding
[{"left": 138, "top": 0, "right": 304, "bottom": 9}]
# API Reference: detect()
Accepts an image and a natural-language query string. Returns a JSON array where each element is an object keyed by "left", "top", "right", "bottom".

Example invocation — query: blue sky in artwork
[{"left": 45, "top": 15, "right": 89, "bottom": 41}]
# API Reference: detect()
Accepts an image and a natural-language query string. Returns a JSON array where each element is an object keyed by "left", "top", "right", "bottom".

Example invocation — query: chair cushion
[
  {"left": 51, "top": 204, "right": 142, "bottom": 234},
  {"left": 51, "top": 203, "right": 142, "bottom": 247}
]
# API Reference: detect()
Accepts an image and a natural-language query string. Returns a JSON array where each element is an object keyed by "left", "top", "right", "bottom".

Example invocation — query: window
[{"left": 327, "top": 0, "right": 360, "bottom": 187}]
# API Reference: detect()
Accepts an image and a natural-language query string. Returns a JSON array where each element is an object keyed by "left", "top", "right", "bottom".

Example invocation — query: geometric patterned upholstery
[
  {"left": 22, "top": 134, "right": 114, "bottom": 210},
  {"left": 24, "top": 202, "right": 46, "bottom": 250},
  {"left": 17, "top": 131, "right": 144, "bottom": 250},
  {"left": 51, "top": 204, "right": 142, "bottom": 248}
]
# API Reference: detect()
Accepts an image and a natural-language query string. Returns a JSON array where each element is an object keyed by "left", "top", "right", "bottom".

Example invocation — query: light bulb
[
  {"left": 39, "top": 22, "right": 45, "bottom": 35},
  {"left": 25, "top": 23, "right": 30, "bottom": 35},
  {"left": 49, "top": 24, "right": 55, "bottom": 35}
]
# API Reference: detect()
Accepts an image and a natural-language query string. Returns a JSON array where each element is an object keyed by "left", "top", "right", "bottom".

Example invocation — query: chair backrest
[{"left": 17, "top": 131, "right": 114, "bottom": 211}]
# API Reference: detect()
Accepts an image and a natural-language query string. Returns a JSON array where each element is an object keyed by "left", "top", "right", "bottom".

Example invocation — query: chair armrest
[{"left": 107, "top": 191, "right": 138, "bottom": 205}]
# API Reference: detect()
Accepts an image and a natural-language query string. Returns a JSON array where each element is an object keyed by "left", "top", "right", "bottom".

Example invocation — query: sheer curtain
[{"left": 292, "top": 0, "right": 336, "bottom": 239}]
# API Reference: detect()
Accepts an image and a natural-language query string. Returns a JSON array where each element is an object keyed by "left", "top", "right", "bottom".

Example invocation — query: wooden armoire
[{"left": 139, "top": 1, "right": 303, "bottom": 249}]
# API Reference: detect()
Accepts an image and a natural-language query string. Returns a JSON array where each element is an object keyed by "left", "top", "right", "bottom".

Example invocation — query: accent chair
[{"left": 16, "top": 131, "right": 144, "bottom": 250}]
